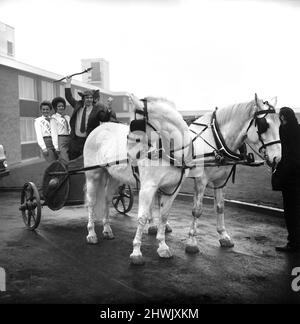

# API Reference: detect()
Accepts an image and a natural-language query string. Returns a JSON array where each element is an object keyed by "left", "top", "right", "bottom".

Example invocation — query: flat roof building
[
  {"left": 81, "top": 58, "right": 109, "bottom": 90},
  {"left": 0, "top": 21, "right": 15, "bottom": 58},
  {"left": 0, "top": 55, "right": 132, "bottom": 167}
]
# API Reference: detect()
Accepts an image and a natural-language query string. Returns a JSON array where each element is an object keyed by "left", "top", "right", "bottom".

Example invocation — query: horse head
[
  {"left": 246, "top": 94, "right": 281, "bottom": 168},
  {"left": 128, "top": 95, "right": 191, "bottom": 166}
]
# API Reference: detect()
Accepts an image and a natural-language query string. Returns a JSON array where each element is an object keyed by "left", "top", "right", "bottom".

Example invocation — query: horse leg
[
  {"left": 130, "top": 185, "right": 157, "bottom": 265},
  {"left": 147, "top": 193, "right": 173, "bottom": 236},
  {"left": 185, "top": 177, "right": 206, "bottom": 254},
  {"left": 102, "top": 175, "right": 117, "bottom": 240},
  {"left": 147, "top": 197, "right": 157, "bottom": 235},
  {"left": 214, "top": 188, "right": 234, "bottom": 248},
  {"left": 85, "top": 169, "right": 102, "bottom": 244},
  {"left": 156, "top": 192, "right": 178, "bottom": 258}
]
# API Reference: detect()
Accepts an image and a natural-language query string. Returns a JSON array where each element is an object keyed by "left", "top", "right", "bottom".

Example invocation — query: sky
[{"left": 1, "top": 0, "right": 300, "bottom": 111}]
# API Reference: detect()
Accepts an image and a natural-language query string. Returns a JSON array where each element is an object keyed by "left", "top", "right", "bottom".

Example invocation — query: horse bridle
[
  {"left": 133, "top": 99, "right": 161, "bottom": 134},
  {"left": 246, "top": 101, "right": 281, "bottom": 154}
]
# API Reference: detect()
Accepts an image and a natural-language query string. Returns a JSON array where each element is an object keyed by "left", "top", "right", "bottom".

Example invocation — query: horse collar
[{"left": 211, "top": 108, "right": 245, "bottom": 162}]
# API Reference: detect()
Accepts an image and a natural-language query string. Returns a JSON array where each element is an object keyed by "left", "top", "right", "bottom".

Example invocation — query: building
[
  {"left": 179, "top": 109, "right": 209, "bottom": 125},
  {"left": 0, "top": 55, "right": 132, "bottom": 168},
  {"left": 0, "top": 21, "right": 15, "bottom": 58},
  {"left": 81, "top": 58, "right": 109, "bottom": 90}
]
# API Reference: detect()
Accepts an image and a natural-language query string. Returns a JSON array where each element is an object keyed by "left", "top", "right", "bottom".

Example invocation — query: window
[
  {"left": 123, "top": 97, "right": 129, "bottom": 111},
  {"left": 41, "top": 80, "right": 54, "bottom": 101},
  {"left": 7, "top": 41, "right": 14, "bottom": 56},
  {"left": 18, "top": 75, "right": 37, "bottom": 100},
  {"left": 59, "top": 84, "right": 65, "bottom": 98},
  {"left": 20, "top": 117, "right": 37, "bottom": 144},
  {"left": 91, "top": 62, "right": 101, "bottom": 81}
]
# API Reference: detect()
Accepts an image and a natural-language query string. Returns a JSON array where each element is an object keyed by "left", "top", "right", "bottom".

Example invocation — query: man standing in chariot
[{"left": 65, "top": 77, "right": 117, "bottom": 160}]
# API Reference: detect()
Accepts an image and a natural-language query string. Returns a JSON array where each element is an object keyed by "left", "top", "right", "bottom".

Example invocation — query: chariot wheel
[
  {"left": 20, "top": 182, "right": 41, "bottom": 230},
  {"left": 112, "top": 184, "right": 134, "bottom": 214}
]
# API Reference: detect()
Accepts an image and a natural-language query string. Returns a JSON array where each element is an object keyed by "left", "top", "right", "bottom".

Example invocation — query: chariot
[{"left": 19, "top": 156, "right": 134, "bottom": 230}]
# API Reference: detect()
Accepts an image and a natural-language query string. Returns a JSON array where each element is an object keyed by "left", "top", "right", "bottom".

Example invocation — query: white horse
[
  {"left": 182, "top": 94, "right": 281, "bottom": 253},
  {"left": 83, "top": 96, "right": 193, "bottom": 265},
  {"left": 135, "top": 94, "right": 281, "bottom": 253}
]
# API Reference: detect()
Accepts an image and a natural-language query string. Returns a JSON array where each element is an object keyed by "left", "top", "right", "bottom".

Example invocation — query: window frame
[
  {"left": 18, "top": 75, "right": 37, "bottom": 101},
  {"left": 20, "top": 117, "right": 37, "bottom": 144},
  {"left": 41, "top": 80, "right": 55, "bottom": 101}
]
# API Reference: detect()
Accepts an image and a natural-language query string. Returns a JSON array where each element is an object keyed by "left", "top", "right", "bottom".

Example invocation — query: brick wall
[{"left": 0, "top": 65, "right": 21, "bottom": 165}]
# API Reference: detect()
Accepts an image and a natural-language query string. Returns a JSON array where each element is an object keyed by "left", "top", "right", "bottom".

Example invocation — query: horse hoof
[
  {"left": 165, "top": 224, "right": 172, "bottom": 233},
  {"left": 130, "top": 255, "right": 145, "bottom": 266},
  {"left": 219, "top": 238, "right": 234, "bottom": 248},
  {"left": 86, "top": 235, "right": 98, "bottom": 244},
  {"left": 185, "top": 245, "right": 199, "bottom": 254},
  {"left": 157, "top": 248, "right": 173, "bottom": 259},
  {"left": 103, "top": 232, "right": 115, "bottom": 240},
  {"left": 148, "top": 226, "right": 158, "bottom": 236}
]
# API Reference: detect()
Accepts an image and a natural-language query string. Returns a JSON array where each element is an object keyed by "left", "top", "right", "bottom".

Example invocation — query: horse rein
[
  {"left": 130, "top": 99, "right": 281, "bottom": 192},
  {"left": 134, "top": 98, "right": 281, "bottom": 162}
]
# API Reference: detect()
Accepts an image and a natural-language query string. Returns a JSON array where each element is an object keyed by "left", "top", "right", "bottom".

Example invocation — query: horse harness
[
  {"left": 129, "top": 99, "right": 280, "bottom": 192},
  {"left": 129, "top": 99, "right": 187, "bottom": 195}
]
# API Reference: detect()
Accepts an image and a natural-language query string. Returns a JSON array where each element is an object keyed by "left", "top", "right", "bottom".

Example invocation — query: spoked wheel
[
  {"left": 112, "top": 184, "right": 134, "bottom": 214},
  {"left": 20, "top": 182, "right": 41, "bottom": 230}
]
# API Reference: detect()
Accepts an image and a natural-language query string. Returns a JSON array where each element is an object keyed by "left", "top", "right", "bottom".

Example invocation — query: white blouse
[
  {"left": 34, "top": 116, "right": 52, "bottom": 151},
  {"left": 50, "top": 113, "right": 71, "bottom": 150}
]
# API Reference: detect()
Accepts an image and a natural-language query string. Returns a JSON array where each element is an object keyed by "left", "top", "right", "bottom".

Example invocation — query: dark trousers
[
  {"left": 42, "top": 136, "right": 58, "bottom": 163},
  {"left": 58, "top": 135, "right": 70, "bottom": 162},
  {"left": 68, "top": 136, "right": 86, "bottom": 161},
  {"left": 282, "top": 188, "right": 300, "bottom": 247}
]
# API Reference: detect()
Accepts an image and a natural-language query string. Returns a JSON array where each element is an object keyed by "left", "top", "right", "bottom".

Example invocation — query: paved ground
[{"left": 0, "top": 191, "right": 299, "bottom": 304}]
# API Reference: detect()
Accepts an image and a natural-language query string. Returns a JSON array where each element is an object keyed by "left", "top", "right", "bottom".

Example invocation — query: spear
[{"left": 54, "top": 67, "right": 93, "bottom": 83}]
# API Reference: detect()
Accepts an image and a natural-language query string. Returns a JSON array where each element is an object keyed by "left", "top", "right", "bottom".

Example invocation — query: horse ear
[
  {"left": 255, "top": 93, "right": 259, "bottom": 105},
  {"left": 269, "top": 96, "right": 277, "bottom": 108}
]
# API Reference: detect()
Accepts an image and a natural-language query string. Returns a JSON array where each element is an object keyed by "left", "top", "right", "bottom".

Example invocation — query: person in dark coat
[
  {"left": 65, "top": 76, "right": 117, "bottom": 160},
  {"left": 107, "top": 97, "right": 118, "bottom": 123},
  {"left": 275, "top": 107, "right": 300, "bottom": 252}
]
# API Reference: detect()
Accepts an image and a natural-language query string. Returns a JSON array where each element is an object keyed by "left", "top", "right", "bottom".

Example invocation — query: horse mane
[
  {"left": 145, "top": 96, "right": 176, "bottom": 109},
  {"left": 145, "top": 96, "right": 189, "bottom": 132},
  {"left": 216, "top": 99, "right": 256, "bottom": 126}
]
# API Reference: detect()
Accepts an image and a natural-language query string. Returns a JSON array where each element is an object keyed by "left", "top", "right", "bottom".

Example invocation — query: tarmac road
[{"left": 0, "top": 191, "right": 299, "bottom": 304}]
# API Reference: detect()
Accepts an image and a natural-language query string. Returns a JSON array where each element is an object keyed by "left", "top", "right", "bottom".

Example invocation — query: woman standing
[
  {"left": 275, "top": 107, "right": 300, "bottom": 253},
  {"left": 50, "top": 97, "right": 70, "bottom": 162},
  {"left": 34, "top": 100, "right": 57, "bottom": 163}
]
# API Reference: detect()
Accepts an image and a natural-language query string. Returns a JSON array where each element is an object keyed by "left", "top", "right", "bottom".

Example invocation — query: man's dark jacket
[
  {"left": 65, "top": 88, "right": 118, "bottom": 137},
  {"left": 277, "top": 123, "right": 300, "bottom": 188}
]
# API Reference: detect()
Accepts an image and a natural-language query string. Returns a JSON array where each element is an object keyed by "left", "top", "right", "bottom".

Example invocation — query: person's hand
[
  {"left": 65, "top": 76, "right": 72, "bottom": 87},
  {"left": 42, "top": 149, "right": 49, "bottom": 156}
]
